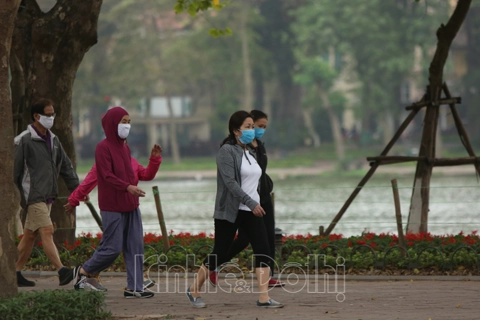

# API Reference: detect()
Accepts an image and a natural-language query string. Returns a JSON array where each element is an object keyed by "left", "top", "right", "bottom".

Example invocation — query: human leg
[
  {"left": 261, "top": 195, "right": 276, "bottom": 273},
  {"left": 38, "top": 225, "right": 63, "bottom": 270},
  {"left": 16, "top": 202, "right": 74, "bottom": 285},
  {"left": 17, "top": 202, "right": 53, "bottom": 270},
  {"left": 261, "top": 195, "right": 283, "bottom": 287},
  {"left": 16, "top": 227, "right": 38, "bottom": 271},
  {"left": 206, "top": 227, "right": 251, "bottom": 286},
  {"left": 16, "top": 227, "right": 38, "bottom": 287},
  {"left": 238, "top": 211, "right": 281, "bottom": 305},
  {"left": 226, "top": 228, "right": 250, "bottom": 261},
  {"left": 74, "top": 211, "right": 124, "bottom": 291},
  {"left": 77, "top": 211, "right": 123, "bottom": 279},
  {"left": 225, "top": 196, "right": 276, "bottom": 270},
  {"left": 186, "top": 264, "right": 209, "bottom": 308},
  {"left": 189, "top": 219, "right": 238, "bottom": 298},
  {"left": 122, "top": 208, "right": 146, "bottom": 293},
  {"left": 37, "top": 224, "right": 76, "bottom": 285},
  {"left": 255, "top": 266, "right": 271, "bottom": 302}
]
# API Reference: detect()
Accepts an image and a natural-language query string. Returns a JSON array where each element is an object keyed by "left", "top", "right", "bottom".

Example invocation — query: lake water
[{"left": 75, "top": 171, "right": 480, "bottom": 237}]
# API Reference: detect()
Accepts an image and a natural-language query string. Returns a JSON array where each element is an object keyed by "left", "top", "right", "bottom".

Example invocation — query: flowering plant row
[{"left": 20, "top": 230, "right": 480, "bottom": 275}]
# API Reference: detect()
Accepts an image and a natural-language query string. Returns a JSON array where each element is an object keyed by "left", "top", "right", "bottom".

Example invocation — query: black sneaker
[
  {"left": 124, "top": 289, "right": 155, "bottom": 299},
  {"left": 17, "top": 271, "right": 35, "bottom": 287},
  {"left": 73, "top": 267, "right": 105, "bottom": 291},
  {"left": 73, "top": 267, "right": 87, "bottom": 290},
  {"left": 58, "top": 267, "right": 74, "bottom": 286}
]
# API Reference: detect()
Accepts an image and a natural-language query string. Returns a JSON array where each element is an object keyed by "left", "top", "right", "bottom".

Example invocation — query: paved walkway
[{"left": 19, "top": 273, "right": 480, "bottom": 320}]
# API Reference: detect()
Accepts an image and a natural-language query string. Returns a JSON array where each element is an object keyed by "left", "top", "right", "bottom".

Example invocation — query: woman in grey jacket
[{"left": 185, "top": 111, "right": 283, "bottom": 309}]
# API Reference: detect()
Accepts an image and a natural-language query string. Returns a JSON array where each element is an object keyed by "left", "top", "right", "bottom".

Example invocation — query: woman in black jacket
[{"left": 209, "top": 110, "right": 284, "bottom": 288}]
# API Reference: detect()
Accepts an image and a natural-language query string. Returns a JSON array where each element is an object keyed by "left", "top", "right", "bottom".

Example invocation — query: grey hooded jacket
[
  {"left": 14, "top": 125, "right": 79, "bottom": 208},
  {"left": 214, "top": 143, "right": 259, "bottom": 223}
]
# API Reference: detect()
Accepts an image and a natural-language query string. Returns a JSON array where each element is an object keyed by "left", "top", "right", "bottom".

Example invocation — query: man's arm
[
  {"left": 58, "top": 142, "right": 80, "bottom": 192},
  {"left": 13, "top": 138, "right": 25, "bottom": 202}
]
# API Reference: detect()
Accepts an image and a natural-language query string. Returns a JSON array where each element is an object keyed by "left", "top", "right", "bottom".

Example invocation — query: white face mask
[
  {"left": 38, "top": 115, "right": 54, "bottom": 130},
  {"left": 118, "top": 124, "right": 131, "bottom": 139}
]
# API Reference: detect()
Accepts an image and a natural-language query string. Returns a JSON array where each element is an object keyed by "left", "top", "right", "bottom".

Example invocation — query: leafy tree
[
  {"left": 75, "top": 0, "right": 272, "bottom": 150},
  {"left": 173, "top": 0, "right": 304, "bottom": 149},
  {"left": 291, "top": 0, "right": 448, "bottom": 145},
  {"left": 293, "top": 57, "right": 346, "bottom": 161}
]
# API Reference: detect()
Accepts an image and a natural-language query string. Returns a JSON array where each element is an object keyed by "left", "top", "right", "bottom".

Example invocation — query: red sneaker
[
  {"left": 209, "top": 271, "right": 218, "bottom": 287},
  {"left": 268, "top": 279, "right": 285, "bottom": 288}
]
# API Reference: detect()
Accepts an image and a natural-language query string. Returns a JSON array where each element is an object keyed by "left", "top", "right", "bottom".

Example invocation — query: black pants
[
  {"left": 204, "top": 209, "right": 271, "bottom": 270},
  {"left": 227, "top": 195, "right": 276, "bottom": 275}
]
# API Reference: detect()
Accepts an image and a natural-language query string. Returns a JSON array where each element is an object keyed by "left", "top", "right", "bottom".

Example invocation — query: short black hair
[
  {"left": 250, "top": 110, "right": 268, "bottom": 121},
  {"left": 31, "top": 98, "right": 54, "bottom": 121}
]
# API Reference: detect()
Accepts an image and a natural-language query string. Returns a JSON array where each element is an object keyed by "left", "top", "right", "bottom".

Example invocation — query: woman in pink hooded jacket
[
  {"left": 65, "top": 152, "right": 161, "bottom": 209},
  {"left": 65, "top": 143, "right": 161, "bottom": 292},
  {"left": 71, "top": 107, "right": 161, "bottom": 298}
]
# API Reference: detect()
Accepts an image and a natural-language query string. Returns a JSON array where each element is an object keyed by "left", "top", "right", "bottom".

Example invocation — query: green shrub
[{"left": 0, "top": 290, "right": 111, "bottom": 320}]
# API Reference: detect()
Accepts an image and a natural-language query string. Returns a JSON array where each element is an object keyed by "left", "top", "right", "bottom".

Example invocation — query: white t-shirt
[{"left": 239, "top": 150, "right": 262, "bottom": 211}]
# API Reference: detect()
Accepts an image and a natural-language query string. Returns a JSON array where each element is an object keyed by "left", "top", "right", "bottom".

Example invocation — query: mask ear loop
[{"left": 236, "top": 129, "right": 247, "bottom": 148}]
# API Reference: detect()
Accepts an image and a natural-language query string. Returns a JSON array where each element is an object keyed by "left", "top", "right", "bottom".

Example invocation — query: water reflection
[{"left": 75, "top": 174, "right": 480, "bottom": 237}]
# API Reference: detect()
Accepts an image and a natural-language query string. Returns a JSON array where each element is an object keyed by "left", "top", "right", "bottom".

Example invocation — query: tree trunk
[
  {"left": 166, "top": 96, "right": 181, "bottom": 165},
  {"left": 10, "top": 0, "right": 103, "bottom": 245},
  {"left": 0, "top": 0, "right": 22, "bottom": 298},
  {"left": 407, "top": 0, "right": 472, "bottom": 233},
  {"left": 257, "top": 0, "right": 300, "bottom": 127},
  {"left": 240, "top": 5, "right": 254, "bottom": 111},
  {"left": 319, "top": 89, "right": 345, "bottom": 161},
  {"left": 301, "top": 108, "right": 321, "bottom": 147},
  {"left": 383, "top": 109, "right": 394, "bottom": 146},
  {"left": 263, "top": 81, "right": 273, "bottom": 117}
]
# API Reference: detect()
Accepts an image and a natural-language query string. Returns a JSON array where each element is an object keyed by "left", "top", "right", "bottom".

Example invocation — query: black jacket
[{"left": 253, "top": 139, "right": 273, "bottom": 197}]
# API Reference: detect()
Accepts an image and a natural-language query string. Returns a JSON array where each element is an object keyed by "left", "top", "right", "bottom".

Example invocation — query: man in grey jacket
[{"left": 14, "top": 98, "right": 80, "bottom": 287}]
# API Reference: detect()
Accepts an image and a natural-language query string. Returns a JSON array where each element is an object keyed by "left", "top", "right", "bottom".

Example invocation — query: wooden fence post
[
  {"left": 153, "top": 186, "right": 170, "bottom": 251},
  {"left": 86, "top": 201, "right": 103, "bottom": 232},
  {"left": 391, "top": 179, "right": 406, "bottom": 255}
]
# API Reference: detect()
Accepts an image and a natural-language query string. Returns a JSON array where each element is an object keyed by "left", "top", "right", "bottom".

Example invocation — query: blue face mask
[
  {"left": 238, "top": 129, "right": 255, "bottom": 144},
  {"left": 254, "top": 127, "right": 265, "bottom": 139}
]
